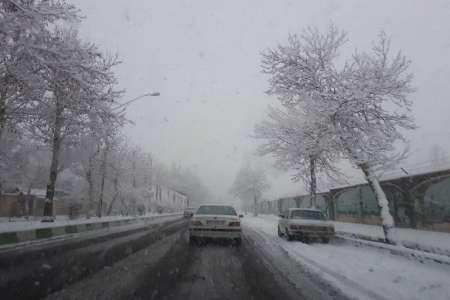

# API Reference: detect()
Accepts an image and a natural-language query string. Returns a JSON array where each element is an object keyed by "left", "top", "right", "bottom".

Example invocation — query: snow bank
[
  {"left": 253, "top": 214, "right": 450, "bottom": 257},
  {"left": 333, "top": 221, "right": 450, "bottom": 257},
  {"left": 243, "top": 215, "right": 450, "bottom": 300}
]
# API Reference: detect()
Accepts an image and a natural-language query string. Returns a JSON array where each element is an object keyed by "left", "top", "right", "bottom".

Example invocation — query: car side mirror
[
  {"left": 279, "top": 214, "right": 284, "bottom": 218},
  {"left": 239, "top": 214, "right": 244, "bottom": 218}
]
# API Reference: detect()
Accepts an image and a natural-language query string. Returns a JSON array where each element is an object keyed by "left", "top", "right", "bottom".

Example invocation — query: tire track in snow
[
  {"left": 243, "top": 225, "right": 350, "bottom": 300},
  {"left": 244, "top": 224, "right": 388, "bottom": 300}
]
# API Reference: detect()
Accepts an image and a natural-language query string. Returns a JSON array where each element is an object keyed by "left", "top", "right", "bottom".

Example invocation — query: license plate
[{"left": 206, "top": 220, "right": 225, "bottom": 226}]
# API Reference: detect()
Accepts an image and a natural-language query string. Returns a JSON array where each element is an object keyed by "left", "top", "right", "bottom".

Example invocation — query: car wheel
[
  {"left": 277, "top": 226, "right": 283, "bottom": 237},
  {"left": 189, "top": 236, "right": 197, "bottom": 245},
  {"left": 322, "top": 237, "right": 330, "bottom": 244},
  {"left": 298, "top": 234, "right": 305, "bottom": 243},
  {"left": 234, "top": 238, "right": 242, "bottom": 247},
  {"left": 285, "top": 228, "right": 293, "bottom": 241}
]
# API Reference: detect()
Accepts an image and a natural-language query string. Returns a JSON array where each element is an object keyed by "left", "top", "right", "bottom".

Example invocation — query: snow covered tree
[
  {"left": 70, "top": 132, "right": 102, "bottom": 216},
  {"left": 96, "top": 117, "right": 125, "bottom": 217},
  {"left": 0, "top": 133, "right": 49, "bottom": 193},
  {"left": 105, "top": 137, "right": 129, "bottom": 216},
  {"left": 28, "top": 29, "right": 122, "bottom": 219},
  {"left": 0, "top": 0, "right": 78, "bottom": 144},
  {"left": 230, "top": 164, "right": 270, "bottom": 216},
  {"left": 262, "top": 25, "right": 415, "bottom": 244},
  {"left": 255, "top": 105, "right": 340, "bottom": 208}
]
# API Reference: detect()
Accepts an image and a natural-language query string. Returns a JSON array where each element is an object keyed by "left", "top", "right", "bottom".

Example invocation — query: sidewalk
[
  {"left": 333, "top": 221, "right": 450, "bottom": 257},
  {"left": 254, "top": 214, "right": 450, "bottom": 257},
  {"left": 244, "top": 215, "right": 450, "bottom": 300}
]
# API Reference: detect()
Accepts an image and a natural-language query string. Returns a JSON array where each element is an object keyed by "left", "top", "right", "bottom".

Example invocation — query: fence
[{"left": 254, "top": 168, "right": 450, "bottom": 233}]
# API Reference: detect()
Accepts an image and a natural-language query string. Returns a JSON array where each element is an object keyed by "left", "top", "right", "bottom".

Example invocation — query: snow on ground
[
  {"left": 243, "top": 215, "right": 450, "bottom": 300},
  {"left": 0, "top": 212, "right": 181, "bottom": 233},
  {"left": 333, "top": 221, "right": 450, "bottom": 256}
]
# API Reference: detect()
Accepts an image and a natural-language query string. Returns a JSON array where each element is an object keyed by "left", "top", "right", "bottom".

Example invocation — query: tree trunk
[
  {"left": 132, "top": 150, "right": 137, "bottom": 188},
  {"left": 43, "top": 96, "right": 64, "bottom": 219},
  {"left": 85, "top": 143, "right": 101, "bottom": 218},
  {"left": 0, "top": 88, "right": 5, "bottom": 189},
  {"left": 359, "top": 162, "right": 396, "bottom": 244},
  {"left": 0, "top": 75, "right": 9, "bottom": 149},
  {"left": 0, "top": 85, "right": 8, "bottom": 152},
  {"left": 309, "top": 156, "right": 317, "bottom": 209},
  {"left": 358, "top": 186, "right": 364, "bottom": 223},
  {"left": 26, "top": 183, "right": 33, "bottom": 218},
  {"left": 340, "top": 138, "right": 397, "bottom": 244},
  {"left": 107, "top": 175, "right": 119, "bottom": 216},
  {"left": 86, "top": 167, "right": 94, "bottom": 218},
  {"left": 97, "top": 141, "right": 110, "bottom": 217}
]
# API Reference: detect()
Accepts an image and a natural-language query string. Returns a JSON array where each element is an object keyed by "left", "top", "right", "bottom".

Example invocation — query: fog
[{"left": 72, "top": 0, "right": 450, "bottom": 201}]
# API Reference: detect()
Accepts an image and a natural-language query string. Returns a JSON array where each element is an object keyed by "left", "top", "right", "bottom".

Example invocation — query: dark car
[{"left": 183, "top": 207, "right": 196, "bottom": 218}]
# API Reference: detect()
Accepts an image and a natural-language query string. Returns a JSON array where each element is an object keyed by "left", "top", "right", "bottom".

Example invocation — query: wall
[{"left": 254, "top": 169, "right": 450, "bottom": 233}]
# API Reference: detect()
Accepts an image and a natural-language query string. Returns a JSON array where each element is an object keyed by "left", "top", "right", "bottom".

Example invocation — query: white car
[
  {"left": 278, "top": 208, "right": 335, "bottom": 243},
  {"left": 189, "top": 205, "right": 242, "bottom": 245}
]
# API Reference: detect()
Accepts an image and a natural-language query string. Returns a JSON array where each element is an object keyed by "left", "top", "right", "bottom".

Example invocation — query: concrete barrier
[{"left": 0, "top": 214, "right": 182, "bottom": 246}]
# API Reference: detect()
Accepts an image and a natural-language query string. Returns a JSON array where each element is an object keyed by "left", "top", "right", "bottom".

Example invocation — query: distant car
[
  {"left": 278, "top": 208, "right": 334, "bottom": 243},
  {"left": 189, "top": 205, "right": 243, "bottom": 245},
  {"left": 183, "top": 207, "right": 196, "bottom": 218}
]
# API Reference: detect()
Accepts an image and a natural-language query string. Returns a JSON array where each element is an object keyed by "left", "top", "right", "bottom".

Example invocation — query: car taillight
[
  {"left": 229, "top": 221, "right": 240, "bottom": 227},
  {"left": 191, "top": 220, "right": 202, "bottom": 226},
  {"left": 290, "top": 225, "right": 298, "bottom": 230}
]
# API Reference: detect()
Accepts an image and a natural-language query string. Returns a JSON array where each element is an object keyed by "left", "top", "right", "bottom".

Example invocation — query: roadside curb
[
  {"left": 336, "top": 233, "right": 450, "bottom": 266},
  {"left": 0, "top": 214, "right": 182, "bottom": 246}
]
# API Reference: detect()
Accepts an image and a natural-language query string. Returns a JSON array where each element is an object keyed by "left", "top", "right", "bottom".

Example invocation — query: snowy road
[
  {"left": 0, "top": 217, "right": 186, "bottom": 299},
  {"left": 45, "top": 222, "right": 346, "bottom": 300},
  {"left": 243, "top": 215, "right": 450, "bottom": 300},
  {"left": 2, "top": 215, "right": 448, "bottom": 300}
]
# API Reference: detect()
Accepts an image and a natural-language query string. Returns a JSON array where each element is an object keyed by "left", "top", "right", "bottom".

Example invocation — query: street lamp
[{"left": 112, "top": 91, "right": 160, "bottom": 111}]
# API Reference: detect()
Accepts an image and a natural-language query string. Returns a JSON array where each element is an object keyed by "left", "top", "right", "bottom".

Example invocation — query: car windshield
[
  {"left": 196, "top": 206, "right": 237, "bottom": 216},
  {"left": 291, "top": 210, "right": 325, "bottom": 220}
]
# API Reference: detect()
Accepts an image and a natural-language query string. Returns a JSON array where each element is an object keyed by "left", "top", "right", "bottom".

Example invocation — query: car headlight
[{"left": 229, "top": 221, "right": 240, "bottom": 227}]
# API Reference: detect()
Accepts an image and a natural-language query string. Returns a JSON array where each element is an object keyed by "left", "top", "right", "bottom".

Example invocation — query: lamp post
[
  {"left": 97, "top": 91, "right": 160, "bottom": 217},
  {"left": 112, "top": 92, "right": 160, "bottom": 111}
]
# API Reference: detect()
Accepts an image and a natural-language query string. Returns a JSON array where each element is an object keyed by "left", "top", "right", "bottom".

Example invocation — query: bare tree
[
  {"left": 262, "top": 25, "right": 415, "bottom": 243},
  {"left": 230, "top": 164, "right": 270, "bottom": 216}
]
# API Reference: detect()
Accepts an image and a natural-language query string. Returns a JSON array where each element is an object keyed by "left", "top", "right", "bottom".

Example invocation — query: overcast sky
[{"left": 71, "top": 0, "right": 450, "bottom": 201}]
